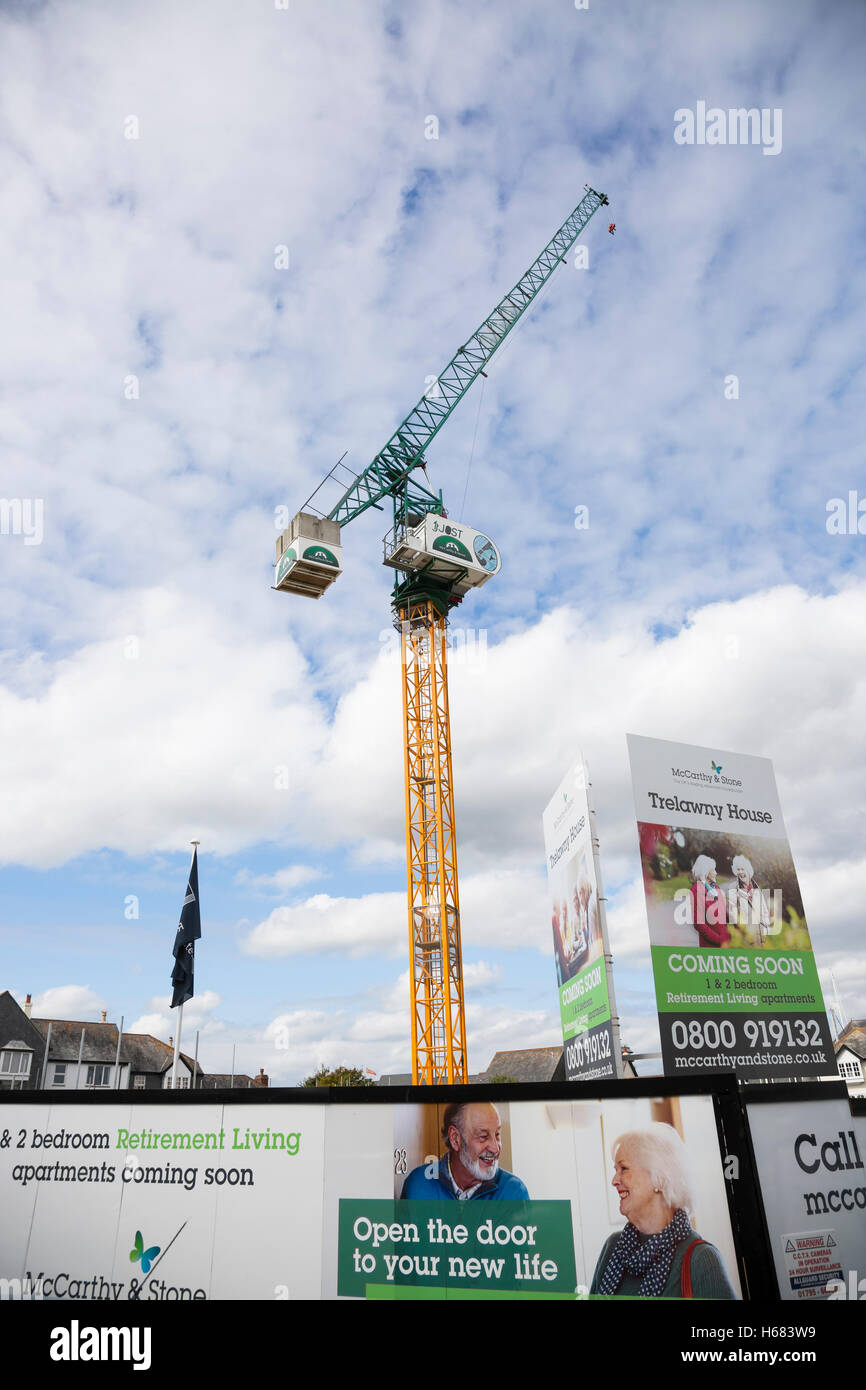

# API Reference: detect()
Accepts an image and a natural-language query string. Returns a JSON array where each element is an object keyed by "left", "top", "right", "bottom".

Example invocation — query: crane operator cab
[
  {"left": 384, "top": 514, "right": 501, "bottom": 598},
  {"left": 274, "top": 511, "right": 343, "bottom": 598}
]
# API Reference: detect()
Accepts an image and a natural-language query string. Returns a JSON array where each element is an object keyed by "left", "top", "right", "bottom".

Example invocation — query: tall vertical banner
[
  {"left": 626, "top": 734, "right": 834, "bottom": 1079},
  {"left": 543, "top": 756, "right": 620, "bottom": 1080}
]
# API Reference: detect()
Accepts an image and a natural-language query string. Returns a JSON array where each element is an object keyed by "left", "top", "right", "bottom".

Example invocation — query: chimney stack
[
  {"left": 253, "top": 1068, "right": 269, "bottom": 1089},
  {"left": 24, "top": 994, "right": 32, "bottom": 1019},
  {"left": 100, "top": 1010, "right": 107, "bottom": 1024}
]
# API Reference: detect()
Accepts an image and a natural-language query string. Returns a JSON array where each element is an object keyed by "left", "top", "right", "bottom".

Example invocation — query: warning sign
[{"left": 781, "top": 1230, "right": 842, "bottom": 1298}]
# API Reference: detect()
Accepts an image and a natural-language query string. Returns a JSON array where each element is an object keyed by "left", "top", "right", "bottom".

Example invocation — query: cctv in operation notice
[
  {"left": 626, "top": 734, "right": 834, "bottom": 1080},
  {"left": 542, "top": 757, "right": 620, "bottom": 1080}
]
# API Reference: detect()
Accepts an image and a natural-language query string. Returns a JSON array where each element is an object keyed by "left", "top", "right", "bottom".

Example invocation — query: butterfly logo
[
  {"left": 129, "top": 1230, "right": 160, "bottom": 1275},
  {"left": 711, "top": 761, "right": 723, "bottom": 775}
]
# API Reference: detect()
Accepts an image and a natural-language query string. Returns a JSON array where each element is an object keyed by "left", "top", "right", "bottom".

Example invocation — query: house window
[
  {"left": 53, "top": 1063, "right": 67, "bottom": 1086},
  {"left": 133, "top": 1075, "right": 146, "bottom": 1089},
  {"left": 0, "top": 1050, "right": 31, "bottom": 1077},
  {"left": 85, "top": 1065, "right": 111, "bottom": 1088},
  {"left": 838, "top": 1059, "right": 862, "bottom": 1081}
]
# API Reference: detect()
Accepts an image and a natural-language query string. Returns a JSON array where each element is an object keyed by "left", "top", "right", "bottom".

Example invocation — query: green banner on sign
[
  {"left": 559, "top": 956, "right": 612, "bottom": 1038},
  {"left": 338, "top": 1199, "right": 576, "bottom": 1299},
  {"left": 651, "top": 945, "right": 824, "bottom": 1012}
]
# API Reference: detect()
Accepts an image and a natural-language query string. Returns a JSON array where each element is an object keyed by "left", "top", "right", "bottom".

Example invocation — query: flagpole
[
  {"left": 170, "top": 1004, "right": 184, "bottom": 1091},
  {"left": 171, "top": 840, "right": 199, "bottom": 1090}
]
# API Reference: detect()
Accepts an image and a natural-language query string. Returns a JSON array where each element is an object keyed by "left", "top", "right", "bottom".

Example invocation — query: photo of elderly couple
[
  {"left": 392, "top": 1095, "right": 739, "bottom": 1298},
  {"left": 551, "top": 848, "right": 604, "bottom": 986},
  {"left": 636, "top": 823, "right": 813, "bottom": 953}
]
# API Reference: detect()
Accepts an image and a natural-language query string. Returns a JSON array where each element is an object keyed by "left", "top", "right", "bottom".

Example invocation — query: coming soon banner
[
  {"left": 626, "top": 734, "right": 834, "bottom": 1080},
  {"left": 543, "top": 757, "right": 619, "bottom": 1080}
]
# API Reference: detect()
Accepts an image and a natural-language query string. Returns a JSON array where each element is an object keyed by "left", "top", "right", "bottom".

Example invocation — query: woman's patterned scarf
[{"left": 599, "top": 1207, "right": 693, "bottom": 1297}]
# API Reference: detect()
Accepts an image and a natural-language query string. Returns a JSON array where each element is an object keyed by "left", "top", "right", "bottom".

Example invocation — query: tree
[{"left": 301, "top": 1064, "right": 375, "bottom": 1088}]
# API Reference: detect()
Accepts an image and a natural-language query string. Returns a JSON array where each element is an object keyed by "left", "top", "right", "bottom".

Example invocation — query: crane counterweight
[{"left": 274, "top": 511, "right": 343, "bottom": 598}]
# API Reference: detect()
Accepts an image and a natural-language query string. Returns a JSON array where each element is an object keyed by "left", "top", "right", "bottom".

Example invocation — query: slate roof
[
  {"left": 31, "top": 1018, "right": 121, "bottom": 1063},
  {"left": 29, "top": 1020, "right": 202, "bottom": 1075},
  {"left": 121, "top": 1033, "right": 201, "bottom": 1076},
  {"left": 483, "top": 1045, "right": 639, "bottom": 1081},
  {"left": 836, "top": 1021, "right": 866, "bottom": 1061},
  {"left": 198, "top": 1073, "right": 256, "bottom": 1089},
  {"left": 483, "top": 1047, "right": 563, "bottom": 1083}
]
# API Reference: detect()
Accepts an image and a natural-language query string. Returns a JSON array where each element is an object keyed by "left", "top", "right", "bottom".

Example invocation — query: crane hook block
[
  {"left": 274, "top": 511, "right": 343, "bottom": 598},
  {"left": 608, "top": 223, "right": 616, "bottom": 235}
]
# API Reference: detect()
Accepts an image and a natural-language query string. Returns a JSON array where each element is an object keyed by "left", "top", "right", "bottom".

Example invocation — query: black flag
[{"left": 171, "top": 849, "right": 201, "bottom": 1008}]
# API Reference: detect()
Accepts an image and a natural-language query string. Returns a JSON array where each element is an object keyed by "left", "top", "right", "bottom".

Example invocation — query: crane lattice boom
[{"left": 325, "top": 187, "right": 609, "bottom": 529}]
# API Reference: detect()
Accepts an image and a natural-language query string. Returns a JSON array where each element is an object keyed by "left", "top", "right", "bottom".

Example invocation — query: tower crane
[{"left": 274, "top": 186, "right": 610, "bottom": 1084}]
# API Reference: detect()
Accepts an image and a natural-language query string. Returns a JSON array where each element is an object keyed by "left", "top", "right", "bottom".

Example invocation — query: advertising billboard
[
  {"left": 746, "top": 1092, "right": 866, "bottom": 1301},
  {"left": 626, "top": 734, "right": 835, "bottom": 1080},
  {"left": 0, "top": 1088, "right": 742, "bottom": 1301},
  {"left": 542, "top": 756, "right": 620, "bottom": 1080}
]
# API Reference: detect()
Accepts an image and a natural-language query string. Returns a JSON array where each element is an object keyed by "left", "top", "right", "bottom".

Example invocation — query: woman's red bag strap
[{"left": 681, "top": 1238, "right": 706, "bottom": 1298}]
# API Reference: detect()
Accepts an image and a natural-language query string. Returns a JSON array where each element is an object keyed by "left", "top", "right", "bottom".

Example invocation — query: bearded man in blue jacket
[{"left": 401, "top": 1101, "right": 529, "bottom": 1201}]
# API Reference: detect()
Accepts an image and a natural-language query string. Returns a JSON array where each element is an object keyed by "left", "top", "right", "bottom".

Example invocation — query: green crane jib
[
  {"left": 326, "top": 186, "right": 609, "bottom": 529},
  {"left": 274, "top": 187, "right": 608, "bottom": 607}
]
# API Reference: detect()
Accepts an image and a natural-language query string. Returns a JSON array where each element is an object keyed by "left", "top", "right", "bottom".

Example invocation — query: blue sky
[{"left": 1, "top": 0, "right": 864, "bottom": 1080}]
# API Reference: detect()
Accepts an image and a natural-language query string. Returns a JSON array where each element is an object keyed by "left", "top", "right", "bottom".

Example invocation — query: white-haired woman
[
  {"left": 590, "top": 1124, "right": 737, "bottom": 1298},
  {"left": 727, "top": 855, "right": 770, "bottom": 943},
  {"left": 689, "top": 855, "right": 730, "bottom": 948}
]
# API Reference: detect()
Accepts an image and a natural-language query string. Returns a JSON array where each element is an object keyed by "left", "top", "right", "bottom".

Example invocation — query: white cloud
[
  {"left": 28, "top": 985, "right": 108, "bottom": 1021},
  {"left": 3, "top": 579, "right": 864, "bottom": 1022},
  {"left": 127, "top": 990, "right": 223, "bottom": 1042},
  {"left": 234, "top": 864, "right": 323, "bottom": 894},
  {"left": 605, "top": 878, "right": 653, "bottom": 964},
  {"left": 462, "top": 961, "right": 504, "bottom": 991},
  {"left": 381, "top": 972, "right": 411, "bottom": 1013},
  {"left": 465, "top": 1002, "right": 561, "bottom": 1068},
  {"left": 253, "top": 992, "right": 565, "bottom": 1086},
  {"left": 0, "top": 588, "right": 326, "bottom": 867},
  {"left": 242, "top": 891, "right": 404, "bottom": 959},
  {"left": 241, "top": 869, "right": 552, "bottom": 960}
]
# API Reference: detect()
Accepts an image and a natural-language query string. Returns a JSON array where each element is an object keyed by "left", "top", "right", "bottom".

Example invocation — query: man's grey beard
[{"left": 458, "top": 1136, "right": 499, "bottom": 1182}]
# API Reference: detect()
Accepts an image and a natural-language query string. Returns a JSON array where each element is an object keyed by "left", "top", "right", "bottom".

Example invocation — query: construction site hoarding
[
  {"left": 543, "top": 757, "right": 620, "bottom": 1080},
  {"left": 626, "top": 734, "right": 835, "bottom": 1080},
  {"left": 0, "top": 1082, "right": 747, "bottom": 1301},
  {"left": 745, "top": 1092, "right": 866, "bottom": 1301}
]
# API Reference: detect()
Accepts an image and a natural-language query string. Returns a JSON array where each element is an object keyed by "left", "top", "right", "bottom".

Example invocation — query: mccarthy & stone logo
[
  {"left": 130, "top": 1230, "right": 160, "bottom": 1275},
  {"left": 670, "top": 761, "right": 743, "bottom": 789}
]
